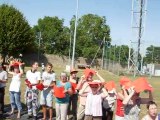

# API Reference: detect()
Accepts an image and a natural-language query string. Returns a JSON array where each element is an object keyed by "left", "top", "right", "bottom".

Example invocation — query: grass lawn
[{"left": 4, "top": 66, "right": 160, "bottom": 119}]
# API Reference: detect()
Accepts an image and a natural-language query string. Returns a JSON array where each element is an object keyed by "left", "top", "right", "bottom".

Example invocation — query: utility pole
[
  {"left": 128, "top": 40, "right": 131, "bottom": 71},
  {"left": 38, "top": 32, "right": 41, "bottom": 63},
  {"left": 113, "top": 45, "right": 116, "bottom": 73},
  {"left": 141, "top": 54, "right": 144, "bottom": 74},
  {"left": 71, "top": 0, "right": 79, "bottom": 68},
  {"left": 129, "top": 0, "right": 147, "bottom": 77},
  {"left": 69, "top": 28, "right": 72, "bottom": 65},
  {"left": 150, "top": 46, "right": 154, "bottom": 78},
  {"left": 108, "top": 45, "right": 111, "bottom": 71},
  {"left": 105, "top": 41, "right": 108, "bottom": 70},
  {"left": 101, "top": 37, "right": 105, "bottom": 69},
  {"left": 152, "top": 46, "right": 154, "bottom": 63},
  {"left": 118, "top": 46, "right": 121, "bottom": 75}
]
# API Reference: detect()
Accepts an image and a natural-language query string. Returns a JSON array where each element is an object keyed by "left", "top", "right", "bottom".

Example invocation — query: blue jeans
[{"left": 9, "top": 91, "right": 22, "bottom": 111}]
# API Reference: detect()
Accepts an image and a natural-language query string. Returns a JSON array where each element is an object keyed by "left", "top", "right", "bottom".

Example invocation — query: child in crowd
[
  {"left": 79, "top": 80, "right": 108, "bottom": 120},
  {"left": 40, "top": 63, "right": 55, "bottom": 120},
  {"left": 76, "top": 68, "right": 95, "bottom": 120},
  {"left": 102, "top": 81, "right": 117, "bottom": 120},
  {"left": 25, "top": 62, "right": 41, "bottom": 120},
  {"left": 76, "top": 69, "right": 106, "bottom": 120},
  {"left": 115, "top": 77, "right": 131, "bottom": 120},
  {"left": 8, "top": 63, "right": 23, "bottom": 119},
  {"left": 123, "top": 78, "right": 153, "bottom": 120},
  {"left": 68, "top": 68, "right": 79, "bottom": 120}
]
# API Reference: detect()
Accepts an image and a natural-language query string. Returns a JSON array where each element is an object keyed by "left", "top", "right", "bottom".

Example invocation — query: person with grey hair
[{"left": 54, "top": 72, "right": 73, "bottom": 120}]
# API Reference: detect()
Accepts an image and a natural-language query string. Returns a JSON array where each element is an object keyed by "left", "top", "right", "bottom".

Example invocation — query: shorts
[{"left": 40, "top": 88, "right": 53, "bottom": 107}]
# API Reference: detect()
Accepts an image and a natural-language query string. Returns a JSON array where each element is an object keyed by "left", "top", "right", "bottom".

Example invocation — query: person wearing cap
[
  {"left": 122, "top": 81, "right": 153, "bottom": 120},
  {"left": 40, "top": 63, "right": 55, "bottom": 120},
  {"left": 76, "top": 70, "right": 105, "bottom": 120},
  {"left": 79, "top": 80, "right": 108, "bottom": 120},
  {"left": 8, "top": 63, "right": 23, "bottom": 118},
  {"left": 68, "top": 68, "right": 79, "bottom": 120},
  {"left": 76, "top": 69, "right": 94, "bottom": 120},
  {"left": 115, "top": 77, "right": 131, "bottom": 120},
  {"left": 25, "top": 61, "right": 41, "bottom": 120},
  {"left": 54, "top": 72, "right": 72, "bottom": 120},
  {"left": 102, "top": 82, "right": 117, "bottom": 120},
  {"left": 0, "top": 64, "right": 8, "bottom": 115}
]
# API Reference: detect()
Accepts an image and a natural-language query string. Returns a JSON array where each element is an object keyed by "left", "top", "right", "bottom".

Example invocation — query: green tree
[
  {"left": 106, "top": 45, "right": 131, "bottom": 67},
  {"left": 33, "top": 16, "right": 70, "bottom": 55},
  {"left": 144, "top": 45, "right": 160, "bottom": 64},
  {"left": 70, "top": 14, "right": 111, "bottom": 60},
  {"left": 0, "top": 4, "right": 35, "bottom": 62}
]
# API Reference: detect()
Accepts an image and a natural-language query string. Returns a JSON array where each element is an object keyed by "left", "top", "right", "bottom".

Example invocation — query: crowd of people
[{"left": 0, "top": 59, "right": 159, "bottom": 120}]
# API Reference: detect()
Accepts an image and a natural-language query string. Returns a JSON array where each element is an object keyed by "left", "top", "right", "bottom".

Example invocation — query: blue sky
[{"left": 1, "top": 0, "right": 160, "bottom": 54}]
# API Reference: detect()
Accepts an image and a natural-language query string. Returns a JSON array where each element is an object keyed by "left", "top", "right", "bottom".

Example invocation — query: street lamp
[{"left": 71, "top": 0, "right": 79, "bottom": 68}]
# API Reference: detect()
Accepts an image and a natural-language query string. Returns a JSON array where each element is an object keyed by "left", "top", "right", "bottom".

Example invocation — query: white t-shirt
[
  {"left": 9, "top": 74, "right": 21, "bottom": 92},
  {"left": 0, "top": 70, "right": 8, "bottom": 88},
  {"left": 85, "top": 92, "right": 103, "bottom": 117},
  {"left": 42, "top": 71, "right": 55, "bottom": 90},
  {"left": 26, "top": 70, "right": 41, "bottom": 89}
]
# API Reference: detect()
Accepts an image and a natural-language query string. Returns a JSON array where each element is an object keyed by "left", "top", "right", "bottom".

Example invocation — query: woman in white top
[
  {"left": 79, "top": 80, "right": 108, "bottom": 120},
  {"left": 8, "top": 64, "right": 23, "bottom": 119}
]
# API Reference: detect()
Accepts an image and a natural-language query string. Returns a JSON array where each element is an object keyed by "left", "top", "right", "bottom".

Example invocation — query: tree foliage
[
  {"left": 144, "top": 45, "right": 160, "bottom": 64},
  {"left": 0, "top": 4, "right": 35, "bottom": 60},
  {"left": 33, "top": 16, "right": 70, "bottom": 55},
  {"left": 105, "top": 45, "right": 131, "bottom": 67},
  {"left": 70, "top": 14, "right": 111, "bottom": 60}
]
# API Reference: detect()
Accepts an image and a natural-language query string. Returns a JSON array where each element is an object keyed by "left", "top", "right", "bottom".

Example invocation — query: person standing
[
  {"left": 54, "top": 72, "right": 72, "bottom": 120},
  {"left": 115, "top": 77, "right": 131, "bottom": 120},
  {"left": 0, "top": 64, "right": 8, "bottom": 115},
  {"left": 102, "top": 88, "right": 117, "bottom": 120},
  {"left": 76, "top": 69, "right": 105, "bottom": 120},
  {"left": 68, "top": 69, "right": 79, "bottom": 120},
  {"left": 123, "top": 87, "right": 153, "bottom": 120},
  {"left": 8, "top": 64, "right": 23, "bottom": 118},
  {"left": 25, "top": 62, "right": 41, "bottom": 120},
  {"left": 76, "top": 70, "right": 93, "bottom": 120},
  {"left": 79, "top": 80, "right": 108, "bottom": 120},
  {"left": 40, "top": 63, "right": 55, "bottom": 120}
]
